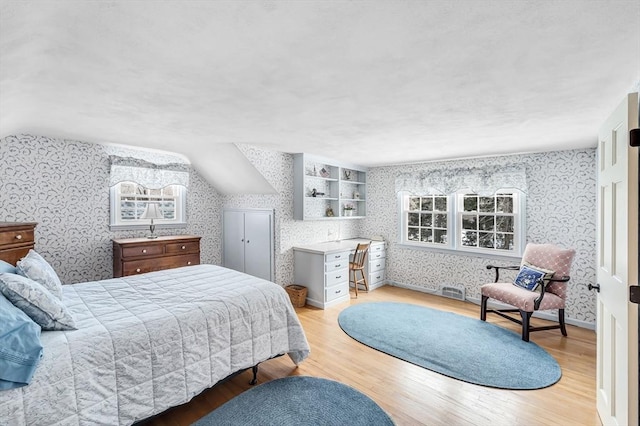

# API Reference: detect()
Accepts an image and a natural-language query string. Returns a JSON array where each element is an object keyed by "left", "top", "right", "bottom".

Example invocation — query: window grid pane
[
  {"left": 406, "top": 195, "right": 448, "bottom": 245},
  {"left": 458, "top": 193, "right": 515, "bottom": 252}
]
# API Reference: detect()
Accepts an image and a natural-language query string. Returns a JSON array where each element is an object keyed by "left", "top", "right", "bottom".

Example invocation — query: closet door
[
  {"left": 222, "top": 209, "right": 275, "bottom": 282},
  {"left": 243, "top": 211, "right": 273, "bottom": 281},
  {"left": 222, "top": 210, "right": 245, "bottom": 273}
]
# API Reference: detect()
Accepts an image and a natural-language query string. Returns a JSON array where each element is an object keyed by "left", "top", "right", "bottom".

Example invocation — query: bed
[{"left": 0, "top": 263, "right": 310, "bottom": 425}]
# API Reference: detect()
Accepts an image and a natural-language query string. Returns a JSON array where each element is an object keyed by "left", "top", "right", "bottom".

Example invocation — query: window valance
[
  {"left": 395, "top": 165, "right": 527, "bottom": 196},
  {"left": 109, "top": 156, "right": 190, "bottom": 189}
]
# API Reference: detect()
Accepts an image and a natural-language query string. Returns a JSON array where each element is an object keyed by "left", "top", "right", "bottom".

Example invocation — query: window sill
[
  {"left": 396, "top": 242, "right": 522, "bottom": 262},
  {"left": 109, "top": 223, "right": 187, "bottom": 232}
]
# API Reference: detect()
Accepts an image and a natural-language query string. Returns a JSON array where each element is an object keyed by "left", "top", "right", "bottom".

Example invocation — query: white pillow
[
  {"left": 17, "top": 250, "right": 63, "bottom": 300},
  {"left": 0, "top": 273, "right": 76, "bottom": 331}
]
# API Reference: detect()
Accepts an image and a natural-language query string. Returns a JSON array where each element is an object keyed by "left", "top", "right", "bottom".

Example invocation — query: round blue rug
[
  {"left": 338, "top": 302, "right": 561, "bottom": 390},
  {"left": 192, "top": 376, "right": 394, "bottom": 426}
]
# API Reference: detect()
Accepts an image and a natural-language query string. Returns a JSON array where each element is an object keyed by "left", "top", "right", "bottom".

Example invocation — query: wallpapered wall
[
  {"left": 362, "top": 149, "right": 597, "bottom": 325},
  {"left": 0, "top": 134, "right": 597, "bottom": 325},
  {"left": 0, "top": 134, "right": 222, "bottom": 283}
]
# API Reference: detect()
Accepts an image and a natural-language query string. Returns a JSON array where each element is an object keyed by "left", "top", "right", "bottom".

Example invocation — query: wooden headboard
[{"left": 0, "top": 222, "right": 37, "bottom": 265}]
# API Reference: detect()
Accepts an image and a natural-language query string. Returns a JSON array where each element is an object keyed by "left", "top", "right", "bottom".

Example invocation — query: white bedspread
[{"left": 0, "top": 264, "right": 310, "bottom": 425}]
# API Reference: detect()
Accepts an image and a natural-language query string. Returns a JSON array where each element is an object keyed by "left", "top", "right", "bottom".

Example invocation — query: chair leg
[
  {"left": 480, "top": 295, "right": 488, "bottom": 321},
  {"left": 360, "top": 269, "right": 368, "bottom": 292},
  {"left": 559, "top": 309, "right": 567, "bottom": 336},
  {"left": 350, "top": 269, "right": 358, "bottom": 298},
  {"left": 520, "top": 311, "right": 532, "bottom": 342}
]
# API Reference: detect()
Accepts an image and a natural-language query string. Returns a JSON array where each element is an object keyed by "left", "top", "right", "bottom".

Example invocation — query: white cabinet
[
  {"left": 293, "top": 239, "right": 386, "bottom": 309},
  {"left": 294, "top": 249, "right": 351, "bottom": 309},
  {"left": 223, "top": 209, "right": 274, "bottom": 282},
  {"left": 293, "top": 153, "right": 367, "bottom": 220}
]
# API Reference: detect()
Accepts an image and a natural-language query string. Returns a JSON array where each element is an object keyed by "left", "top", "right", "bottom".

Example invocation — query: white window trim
[
  {"left": 397, "top": 189, "right": 526, "bottom": 258},
  {"left": 109, "top": 184, "right": 188, "bottom": 231}
]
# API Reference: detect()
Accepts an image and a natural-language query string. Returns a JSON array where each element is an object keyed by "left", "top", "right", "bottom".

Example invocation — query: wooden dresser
[
  {"left": 0, "top": 222, "right": 37, "bottom": 265},
  {"left": 112, "top": 235, "right": 201, "bottom": 278}
]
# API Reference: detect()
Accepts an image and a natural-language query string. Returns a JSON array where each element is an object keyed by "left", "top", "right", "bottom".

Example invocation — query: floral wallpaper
[
  {"left": 0, "top": 134, "right": 597, "bottom": 325},
  {"left": 0, "top": 134, "right": 222, "bottom": 283}
]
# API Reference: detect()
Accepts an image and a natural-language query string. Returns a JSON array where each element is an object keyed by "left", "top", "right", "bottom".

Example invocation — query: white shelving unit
[{"left": 293, "top": 153, "right": 367, "bottom": 220}]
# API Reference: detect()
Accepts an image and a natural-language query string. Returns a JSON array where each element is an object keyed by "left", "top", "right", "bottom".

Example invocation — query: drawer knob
[
  {"left": 136, "top": 268, "right": 141, "bottom": 273},
  {"left": 335, "top": 263, "right": 341, "bottom": 268},
  {"left": 181, "top": 245, "right": 186, "bottom": 250},
  {"left": 187, "top": 261, "right": 192, "bottom": 265},
  {"left": 142, "top": 249, "right": 147, "bottom": 253},
  {"left": 336, "top": 275, "right": 342, "bottom": 279},
  {"left": 15, "top": 234, "right": 22, "bottom": 240},
  {"left": 335, "top": 289, "right": 342, "bottom": 294}
]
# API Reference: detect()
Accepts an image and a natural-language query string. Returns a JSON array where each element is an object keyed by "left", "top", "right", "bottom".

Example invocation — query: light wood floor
[{"left": 145, "top": 285, "right": 599, "bottom": 426}]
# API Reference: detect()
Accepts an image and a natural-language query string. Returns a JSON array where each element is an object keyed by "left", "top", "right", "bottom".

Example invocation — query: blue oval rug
[
  {"left": 338, "top": 302, "right": 561, "bottom": 390},
  {"left": 192, "top": 376, "right": 394, "bottom": 426}
]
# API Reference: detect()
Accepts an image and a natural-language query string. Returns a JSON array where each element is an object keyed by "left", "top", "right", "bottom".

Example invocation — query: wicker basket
[{"left": 285, "top": 285, "right": 307, "bottom": 308}]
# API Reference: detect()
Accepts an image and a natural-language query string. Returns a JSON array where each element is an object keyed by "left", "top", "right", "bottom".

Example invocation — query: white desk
[{"left": 293, "top": 238, "right": 386, "bottom": 309}]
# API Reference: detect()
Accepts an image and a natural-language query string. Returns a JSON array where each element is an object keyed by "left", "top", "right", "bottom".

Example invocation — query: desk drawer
[
  {"left": 369, "top": 258, "right": 385, "bottom": 273},
  {"left": 325, "top": 251, "right": 350, "bottom": 263},
  {"left": 325, "top": 259, "right": 348, "bottom": 272},
  {"left": 369, "top": 270, "right": 386, "bottom": 285},
  {"left": 370, "top": 243, "right": 385, "bottom": 253},
  {"left": 325, "top": 282, "right": 349, "bottom": 302},
  {"left": 369, "top": 251, "right": 385, "bottom": 261},
  {"left": 325, "top": 269, "right": 348, "bottom": 287}
]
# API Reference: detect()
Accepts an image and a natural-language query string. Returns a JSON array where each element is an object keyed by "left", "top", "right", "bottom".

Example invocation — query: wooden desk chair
[{"left": 349, "top": 243, "right": 370, "bottom": 297}]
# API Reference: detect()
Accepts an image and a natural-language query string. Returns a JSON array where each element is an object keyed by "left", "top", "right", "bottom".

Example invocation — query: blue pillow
[
  {"left": 0, "top": 259, "right": 17, "bottom": 274},
  {"left": 0, "top": 292, "right": 43, "bottom": 390},
  {"left": 513, "top": 265, "right": 548, "bottom": 291}
]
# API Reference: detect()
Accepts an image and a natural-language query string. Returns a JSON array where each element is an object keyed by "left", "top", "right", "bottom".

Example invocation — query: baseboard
[{"left": 387, "top": 280, "right": 596, "bottom": 331}]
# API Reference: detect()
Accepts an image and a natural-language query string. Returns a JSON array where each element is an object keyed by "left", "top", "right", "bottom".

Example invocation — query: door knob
[{"left": 588, "top": 283, "right": 601, "bottom": 293}]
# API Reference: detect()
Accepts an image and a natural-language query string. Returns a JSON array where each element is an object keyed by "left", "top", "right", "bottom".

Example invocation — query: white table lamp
[{"left": 141, "top": 203, "right": 164, "bottom": 239}]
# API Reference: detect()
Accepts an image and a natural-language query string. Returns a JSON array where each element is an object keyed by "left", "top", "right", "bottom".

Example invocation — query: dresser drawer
[
  {"left": 122, "top": 253, "right": 199, "bottom": 275},
  {"left": 121, "top": 244, "right": 164, "bottom": 259},
  {"left": 165, "top": 241, "right": 199, "bottom": 254},
  {"left": 0, "top": 228, "right": 35, "bottom": 247},
  {"left": 113, "top": 235, "right": 201, "bottom": 277},
  {"left": 163, "top": 253, "right": 200, "bottom": 269},
  {"left": 325, "top": 282, "right": 349, "bottom": 302}
]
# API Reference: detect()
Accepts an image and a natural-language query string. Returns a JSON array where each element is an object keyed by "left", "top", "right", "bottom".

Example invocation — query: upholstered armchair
[{"left": 480, "top": 243, "right": 575, "bottom": 342}]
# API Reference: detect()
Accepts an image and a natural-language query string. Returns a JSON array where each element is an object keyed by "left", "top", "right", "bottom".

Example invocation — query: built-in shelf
[{"left": 293, "top": 154, "right": 368, "bottom": 220}]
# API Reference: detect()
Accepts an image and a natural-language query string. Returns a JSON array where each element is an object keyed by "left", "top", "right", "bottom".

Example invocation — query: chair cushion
[{"left": 481, "top": 282, "right": 565, "bottom": 312}]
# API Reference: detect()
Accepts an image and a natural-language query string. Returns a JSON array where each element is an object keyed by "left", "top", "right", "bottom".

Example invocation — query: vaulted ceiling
[{"left": 1, "top": 1, "right": 638, "bottom": 193}]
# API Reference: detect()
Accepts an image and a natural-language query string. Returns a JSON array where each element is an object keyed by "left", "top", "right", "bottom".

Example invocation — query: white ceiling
[{"left": 1, "top": 1, "right": 639, "bottom": 191}]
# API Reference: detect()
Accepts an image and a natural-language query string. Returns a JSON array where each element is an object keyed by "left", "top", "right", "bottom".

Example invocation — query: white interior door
[
  {"left": 243, "top": 210, "right": 274, "bottom": 281},
  {"left": 596, "top": 92, "right": 639, "bottom": 426},
  {"left": 222, "top": 210, "right": 245, "bottom": 273}
]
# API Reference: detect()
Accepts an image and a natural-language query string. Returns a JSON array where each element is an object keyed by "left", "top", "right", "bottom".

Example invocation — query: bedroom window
[
  {"left": 108, "top": 155, "right": 189, "bottom": 231},
  {"left": 404, "top": 195, "right": 450, "bottom": 247},
  {"left": 399, "top": 191, "right": 525, "bottom": 256},
  {"left": 110, "top": 183, "right": 186, "bottom": 229},
  {"left": 456, "top": 192, "right": 522, "bottom": 254}
]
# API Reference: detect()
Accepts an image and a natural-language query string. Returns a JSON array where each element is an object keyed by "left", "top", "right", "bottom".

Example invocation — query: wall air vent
[{"left": 439, "top": 284, "right": 465, "bottom": 301}]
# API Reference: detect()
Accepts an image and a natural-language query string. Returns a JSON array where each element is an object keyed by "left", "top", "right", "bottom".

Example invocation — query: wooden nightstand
[{"left": 112, "top": 235, "right": 201, "bottom": 278}]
